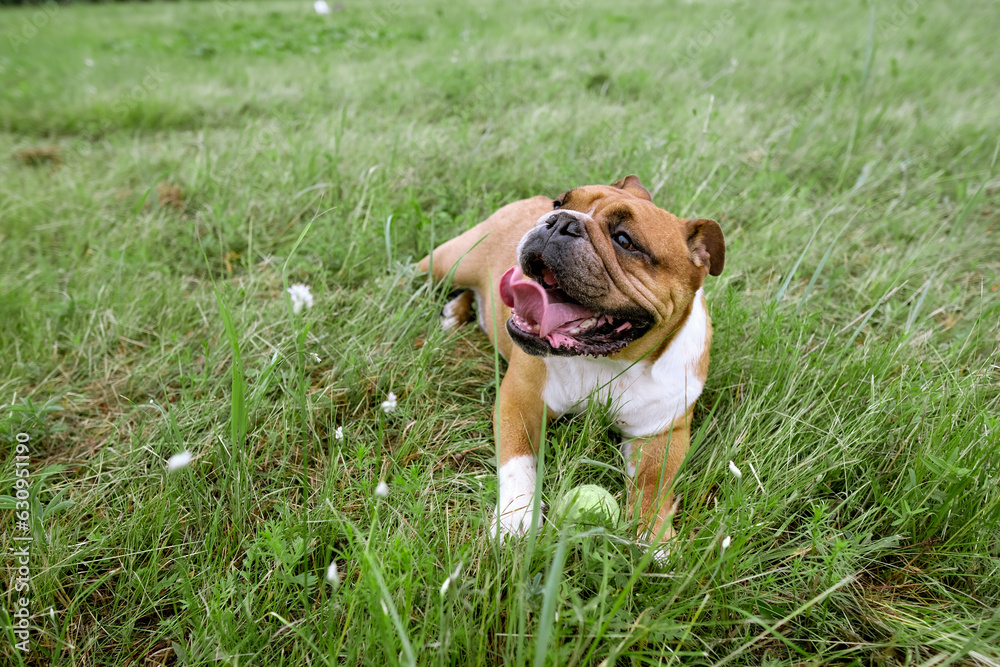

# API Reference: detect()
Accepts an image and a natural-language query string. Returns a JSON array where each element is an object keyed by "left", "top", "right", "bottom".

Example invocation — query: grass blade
[
  {"left": 774, "top": 205, "right": 843, "bottom": 304},
  {"left": 533, "top": 529, "right": 569, "bottom": 667},
  {"left": 362, "top": 549, "right": 416, "bottom": 667},
  {"left": 214, "top": 287, "right": 247, "bottom": 452},
  {"left": 905, "top": 272, "right": 935, "bottom": 333},
  {"left": 795, "top": 210, "right": 860, "bottom": 315}
]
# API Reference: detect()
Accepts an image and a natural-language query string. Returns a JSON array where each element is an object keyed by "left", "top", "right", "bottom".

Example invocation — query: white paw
[
  {"left": 644, "top": 526, "right": 677, "bottom": 567},
  {"left": 650, "top": 545, "right": 671, "bottom": 567},
  {"left": 492, "top": 455, "right": 541, "bottom": 539},
  {"left": 491, "top": 499, "right": 543, "bottom": 540}
]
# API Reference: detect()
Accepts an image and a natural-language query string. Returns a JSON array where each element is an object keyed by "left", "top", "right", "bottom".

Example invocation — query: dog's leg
[
  {"left": 418, "top": 224, "right": 494, "bottom": 285},
  {"left": 491, "top": 351, "right": 547, "bottom": 539},
  {"left": 623, "top": 411, "right": 691, "bottom": 548}
]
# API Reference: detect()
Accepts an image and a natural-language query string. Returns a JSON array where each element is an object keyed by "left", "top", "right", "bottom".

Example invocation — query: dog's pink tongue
[{"left": 499, "top": 266, "right": 595, "bottom": 337}]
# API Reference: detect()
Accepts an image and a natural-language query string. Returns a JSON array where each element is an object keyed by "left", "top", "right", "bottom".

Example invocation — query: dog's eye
[
  {"left": 553, "top": 200, "right": 562, "bottom": 209},
  {"left": 613, "top": 231, "right": 635, "bottom": 251}
]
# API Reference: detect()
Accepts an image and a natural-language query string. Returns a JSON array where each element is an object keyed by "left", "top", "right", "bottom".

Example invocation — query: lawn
[{"left": 1, "top": 0, "right": 999, "bottom": 664}]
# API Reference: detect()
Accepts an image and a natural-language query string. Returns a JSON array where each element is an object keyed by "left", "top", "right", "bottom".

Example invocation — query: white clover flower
[
  {"left": 728, "top": 460, "right": 742, "bottom": 479},
  {"left": 439, "top": 562, "right": 463, "bottom": 596},
  {"left": 721, "top": 535, "right": 732, "bottom": 550},
  {"left": 314, "top": 0, "right": 331, "bottom": 14},
  {"left": 287, "top": 284, "right": 314, "bottom": 315},
  {"left": 326, "top": 561, "right": 340, "bottom": 586},
  {"left": 166, "top": 451, "right": 193, "bottom": 472},
  {"left": 375, "top": 481, "right": 389, "bottom": 498},
  {"left": 380, "top": 391, "right": 397, "bottom": 414},
  {"left": 334, "top": 426, "right": 344, "bottom": 441}
]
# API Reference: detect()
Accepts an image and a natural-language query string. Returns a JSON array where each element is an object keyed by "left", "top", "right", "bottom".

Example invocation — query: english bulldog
[{"left": 418, "top": 175, "right": 725, "bottom": 546}]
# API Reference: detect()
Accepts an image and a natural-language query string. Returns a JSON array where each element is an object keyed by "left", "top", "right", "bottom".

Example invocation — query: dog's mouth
[{"left": 499, "top": 264, "right": 650, "bottom": 357}]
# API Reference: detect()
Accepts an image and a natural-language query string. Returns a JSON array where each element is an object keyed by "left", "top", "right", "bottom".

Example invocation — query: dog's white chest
[{"left": 540, "top": 289, "right": 708, "bottom": 438}]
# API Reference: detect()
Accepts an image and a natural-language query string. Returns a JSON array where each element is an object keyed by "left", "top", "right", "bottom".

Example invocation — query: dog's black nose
[{"left": 546, "top": 211, "right": 583, "bottom": 238}]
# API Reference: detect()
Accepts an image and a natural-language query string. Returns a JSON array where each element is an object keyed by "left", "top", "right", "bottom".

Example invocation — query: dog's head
[{"left": 500, "top": 175, "right": 725, "bottom": 358}]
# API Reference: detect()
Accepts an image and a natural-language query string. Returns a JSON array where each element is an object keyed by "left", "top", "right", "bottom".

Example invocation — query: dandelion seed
[
  {"left": 166, "top": 451, "right": 193, "bottom": 472},
  {"left": 310, "top": 352, "right": 321, "bottom": 363},
  {"left": 815, "top": 473, "right": 824, "bottom": 483},
  {"left": 335, "top": 426, "right": 344, "bottom": 441},
  {"left": 728, "top": 460, "right": 742, "bottom": 479},
  {"left": 380, "top": 391, "right": 397, "bottom": 414},
  {"left": 314, "top": 0, "right": 331, "bottom": 14},
  {"left": 375, "top": 481, "right": 389, "bottom": 498},
  {"left": 287, "top": 284, "right": 314, "bottom": 315},
  {"left": 84, "top": 58, "right": 94, "bottom": 67},
  {"left": 326, "top": 561, "right": 340, "bottom": 586},
  {"left": 721, "top": 535, "right": 732, "bottom": 550}
]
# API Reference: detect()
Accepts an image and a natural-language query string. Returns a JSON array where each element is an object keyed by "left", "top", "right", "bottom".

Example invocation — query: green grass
[{"left": 1, "top": 0, "right": 999, "bottom": 664}]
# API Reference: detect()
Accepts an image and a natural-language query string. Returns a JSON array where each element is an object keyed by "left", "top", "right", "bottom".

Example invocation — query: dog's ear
[
  {"left": 684, "top": 218, "right": 726, "bottom": 277},
  {"left": 610, "top": 174, "right": 652, "bottom": 201}
]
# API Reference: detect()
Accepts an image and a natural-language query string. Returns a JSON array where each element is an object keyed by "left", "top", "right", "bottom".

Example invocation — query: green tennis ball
[{"left": 557, "top": 484, "right": 621, "bottom": 525}]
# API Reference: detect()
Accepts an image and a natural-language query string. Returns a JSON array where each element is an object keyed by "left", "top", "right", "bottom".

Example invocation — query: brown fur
[{"left": 419, "top": 177, "right": 724, "bottom": 544}]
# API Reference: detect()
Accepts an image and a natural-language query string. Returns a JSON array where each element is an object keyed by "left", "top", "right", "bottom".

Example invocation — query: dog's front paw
[
  {"left": 640, "top": 524, "right": 676, "bottom": 567},
  {"left": 649, "top": 544, "right": 672, "bottom": 567},
  {"left": 492, "top": 455, "right": 542, "bottom": 539},
  {"left": 491, "top": 498, "right": 543, "bottom": 540}
]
